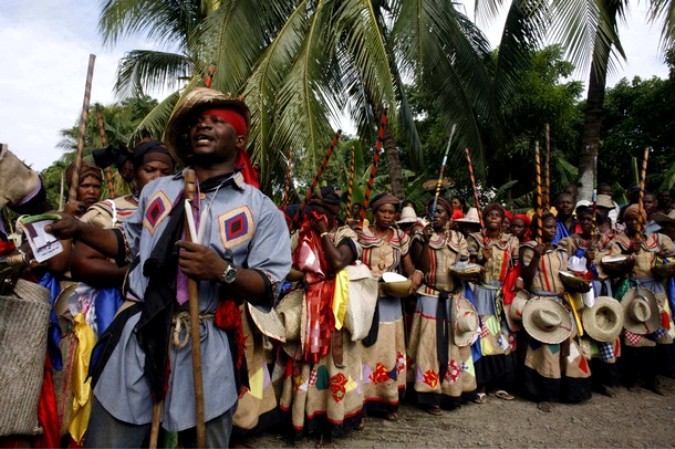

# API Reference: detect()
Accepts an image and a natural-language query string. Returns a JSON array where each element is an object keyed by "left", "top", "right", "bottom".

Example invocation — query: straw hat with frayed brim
[
  {"left": 522, "top": 297, "right": 573, "bottom": 344},
  {"left": 247, "top": 303, "right": 286, "bottom": 343},
  {"left": 622, "top": 287, "right": 660, "bottom": 335},
  {"left": 505, "top": 290, "right": 530, "bottom": 332},
  {"left": 581, "top": 296, "right": 623, "bottom": 343},
  {"left": 453, "top": 296, "right": 480, "bottom": 347},
  {"left": 164, "top": 87, "right": 251, "bottom": 165}
]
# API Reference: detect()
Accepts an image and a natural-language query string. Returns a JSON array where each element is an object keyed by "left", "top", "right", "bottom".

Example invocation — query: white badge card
[{"left": 19, "top": 214, "right": 64, "bottom": 263}]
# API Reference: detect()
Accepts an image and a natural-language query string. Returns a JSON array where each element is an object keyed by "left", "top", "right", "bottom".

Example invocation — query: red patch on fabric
[
  {"left": 329, "top": 373, "right": 348, "bottom": 403},
  {"left": 578, "top": 354, "right": 589, "bottom": 374}
]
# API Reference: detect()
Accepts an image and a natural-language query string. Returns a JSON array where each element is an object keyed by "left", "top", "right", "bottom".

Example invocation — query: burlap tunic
[
  {"left": 358, "top": 227, "right": 409, "bottom": 415},
  {"left": 406, "top": 230, "right": 477, "bottom": 409},
  {"left": 520, "top": 244, "right": 592, "bottom": 403}
]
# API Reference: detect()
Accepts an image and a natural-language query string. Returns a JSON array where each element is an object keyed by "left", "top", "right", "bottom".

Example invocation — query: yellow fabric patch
[
  {"left": 332, "top": 270, "right": 349, "bottom": 330},
  {"left": 248, "top": 367, "right": 264, "bottom": 400},
  {"left": 68, "top": 313, "right": 96, "bottom": 444}
]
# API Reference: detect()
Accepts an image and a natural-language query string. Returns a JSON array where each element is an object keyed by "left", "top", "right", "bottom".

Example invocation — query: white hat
[
  {"left": 454, "top": 207, "right": 480, "bottom": 224},
  {"left": 396, "top": 206, "right": 418, "bottom": 225},
  {"left": 575, "top": 200, "right": 592, "bottom": 210},
  {"left": 581, "top": 296, "right": 624, "bottom": 342},
  {"left": 522, "top": 298, "right": 573, "bottom": 344}
]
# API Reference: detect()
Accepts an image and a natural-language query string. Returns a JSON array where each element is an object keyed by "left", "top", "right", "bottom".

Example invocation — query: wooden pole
[
  {"left": 282, "top": 147, "right": 293, "bottom": 210},
  {"left": 544, "top": 123, "right": 551, "bottom": 210},
  {"left": 534, "top": 141, "right": 543, "bottom": 244},
  {"left": 345, "top": 146, "right": 355, "bottom": 221},
  {"left": 362, "top": 109, "right": 388, "bottom": 219},
  {"left": 465, "top": 147, "right": 485, "bottom": 232},
  {"left": 67, "top": 54, "right": 96, "bottom": 202},
  {"left": 293, "top": 130, "right": 342, "bottom": 227},
  {"left": 184, "top": 169, "right": 206, "bottom": 448},
  {"left": 95, "top": 106, "right": 116, "bottom": 198},
  {"left": 637, "top": 147, "right": 650, "bottom": 233}
]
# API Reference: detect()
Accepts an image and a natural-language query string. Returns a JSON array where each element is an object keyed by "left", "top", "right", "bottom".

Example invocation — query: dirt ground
[{"left": 245, "top": 376, "right": 675, "bottom": 448}]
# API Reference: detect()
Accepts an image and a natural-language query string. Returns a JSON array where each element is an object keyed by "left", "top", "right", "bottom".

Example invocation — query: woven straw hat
[
  {"left": 396, "top": 206, "right": 418, "bottom": 225},
  {"left": 453, "top": 296, "right": 480, "bottom": 347},
  {"left": 505, "top": 290, "right": 529, "bottom": 332},
  {"left": 522, "top": 297, "right": 573, "bottom": 344},
  {"left": 596, "top": 194, "right": 615, "bottom": 209},
  {"left": 275, "top": 289, "right": 304, "bottom": 344},
  {"left": 247, "top": 303, "right": 286, "bottom": 343},
  {"left": 581, "top": 296, "right": 624, "bottom": 342},
  {"left": 622, "top": 287, "right": 660, "bottom": 335},
  {"left": 163, "top": 87, "right": 250, "bottom": 165}
]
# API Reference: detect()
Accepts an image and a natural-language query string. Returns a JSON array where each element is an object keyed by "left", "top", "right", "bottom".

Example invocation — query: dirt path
[{"left": 245, "top": 377, "right": 675, "bottom": 448}]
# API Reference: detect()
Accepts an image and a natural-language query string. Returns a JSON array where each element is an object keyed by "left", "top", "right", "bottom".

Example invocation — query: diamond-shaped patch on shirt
[{"left": 143, "top": 191, "right": 171, "bottom": 235}]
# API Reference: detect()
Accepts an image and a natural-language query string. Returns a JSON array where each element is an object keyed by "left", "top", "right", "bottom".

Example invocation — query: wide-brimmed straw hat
[
  {"left": 622, "top": 287, "right": 660, "bottom": 335},
  {"left": 454, "top": 207, "right": 480, "bottom": 224},
  {"left": 581, "top": 296, "right": 624, "bottom": 342},
  {"left": 247, "top": 303, "right": 286, "bottom": 343},
  {"left": 505, "top": 290, "right": 529, "bottom": 332},
  {"left": 453, "top": 296, "right": 480, "bottom": 347},
  {"left": 396, "top": 206, "right": 418, "bottom": 225},
  {"left": 164, "top": 87, "right": 251, "bottom": 165},
  {"left": 522, "top": 297, "right": 573, "bottom": 344},
  {"left": 422, "top": 177, "right": 454, "bottom": 191},
  {"left": 596, "top": 194, "right": 615, "bottom": 209}
]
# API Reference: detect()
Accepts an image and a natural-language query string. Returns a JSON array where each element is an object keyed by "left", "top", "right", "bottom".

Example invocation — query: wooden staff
[
  {"left": 95, "top": 106, "right": 116, "bottom": 198},
  {"left": 361, "top": 109, "right": 388, "bottom": 219},
  {"left": 345, "top": 146, "right": 355, "bottom": 220},
  {"left": 430, "top": 124, "right": 457, "bottom": 221},
  {"left": 591, "top": 150, "right": 598, "bottom": 239},
  {"left": 67, "top": 54, "right": 96, "bottom": 202},
  {"left": 282, "top": 147, "right": 293, "bottom": 210},
  {"left": 637, "top": 147, "right": 650, "bottom": 233},
  {"left": 465, "top": 146, "right": 485, "bottom": 232},
  {"left": 544, "top": 123, "right": 551, "bottom": 210},
  {"left": 534, "top": 141, "right": 543, "bottom": 244},
  {"left": 185, "top": 169, "right": 206, "bottom": 448},
  {"left": 293, "top": 130, "right": 342, "bottom": 226}
]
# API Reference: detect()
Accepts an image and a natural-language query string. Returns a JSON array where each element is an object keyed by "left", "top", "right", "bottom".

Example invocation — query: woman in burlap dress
[
  {"left": 406, "top": 198, "right": 477, "bottom": 415},
  {"left": 607, "top": 204, "right": 675, "bottom": 394},
  {"left": 466, "top": 203, "right": 519, "bottom": 402},
  {"left": 557, "top": 206, "right": 621, "bottom": 397},
  {"left": 279, "top": 188, "right": 365, "bottom": 443},
  {"left": 519, "top": 212, "right": 592, "bottom": 412},
  {"left": 357, "top": 193, "right": 423, "bottom": 422}
]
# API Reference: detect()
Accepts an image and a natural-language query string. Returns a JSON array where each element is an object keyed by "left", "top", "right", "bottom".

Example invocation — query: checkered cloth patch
[
  {"left": 480, "top": 321, "right": 491, "bottom": 338},
  {"left": 598, "top": 342, "right": 615, "bottom": 362},
  {"left": 652, "top": 327, "right": 667, "bottom": 339},
  {"left": 308, "top": 369, "right": 317, "bottom": 386},
  {"left": 624, "top": 331, "right": 643, "bottom": 346}
]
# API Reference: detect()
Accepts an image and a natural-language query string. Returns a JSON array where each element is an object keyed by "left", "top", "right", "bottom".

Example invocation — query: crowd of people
[{"left": 0, "top": 87, "right": 674, "bottom": 449}]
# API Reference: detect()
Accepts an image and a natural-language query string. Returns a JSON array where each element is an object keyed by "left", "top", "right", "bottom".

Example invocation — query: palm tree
[{"left": 99, "top": 0, "right": 498, "bottom": 196}]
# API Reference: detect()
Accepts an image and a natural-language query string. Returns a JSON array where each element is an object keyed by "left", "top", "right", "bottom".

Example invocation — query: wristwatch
[{"left": 220, "top": 262, "right": 237, "bottom": 284}]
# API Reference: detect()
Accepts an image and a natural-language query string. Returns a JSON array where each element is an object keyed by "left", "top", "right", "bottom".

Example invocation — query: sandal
[
  {"left": 473, "top": 392, "right": 488, "bottom": 404},
  {"left": 492, "top": 389, "right": 515, "bottom": 401}
]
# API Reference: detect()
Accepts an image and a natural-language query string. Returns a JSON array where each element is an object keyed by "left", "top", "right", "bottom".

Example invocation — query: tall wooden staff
[
  {"left": 281, "top": 147, "right": 293, "bottom": 210},
  {"left": 591, "top": 151, "right": 598, "bottom": 239},
  {"left": 95, "top": 106, "right": 116, "bottom": 198},
  {"left": 534, "top": 141, "right": 543, "bottom": 244},
  {"left": 184, "top": 169, "right": 206, "bottom": 447},
  {"left": 361, "top": 109, "right": 387, "bottom": 219},
  {"left": 293, "top": 130, "right": 342, "bottom": 226},
  {"left": 544, "top": 123, "right": 551, "bottom": 210},
  {"left": 345, "top": 146, "right": 355, "bottom": 220},
  {"left": 67, "top": 54, "right": 96, "bottom": 202},
  {"left": 637, "top": 147, "right": 651, "bottom": 233},
  {"left": 465, "top": 147, "right": 485, "bottom": 232},
  {"left": 429, "top": 124, "right": 457, "bottom": 221}
]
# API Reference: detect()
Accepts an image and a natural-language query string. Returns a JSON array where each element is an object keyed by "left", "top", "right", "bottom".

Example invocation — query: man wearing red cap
[{"left": 47, "top": 88, "right": 291, "bottom": 448}]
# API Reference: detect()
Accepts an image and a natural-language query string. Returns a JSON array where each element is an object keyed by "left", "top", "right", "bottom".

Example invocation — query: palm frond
[
  {"left": 113, "top": 50, "right": 193, "bottom": 98},
  {"left": 647, "top": 0, "right": 675, "bottom": 52}
]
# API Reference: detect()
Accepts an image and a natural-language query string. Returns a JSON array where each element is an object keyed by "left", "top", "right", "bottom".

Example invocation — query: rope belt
[{"left": 171, "top": 311, "right": 215, "bottom": 349}]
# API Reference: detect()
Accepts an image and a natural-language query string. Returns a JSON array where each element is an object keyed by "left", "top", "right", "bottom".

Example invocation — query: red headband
[{"left": 201, "top": 108, "right": 248, "bottom": 136}]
